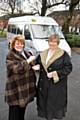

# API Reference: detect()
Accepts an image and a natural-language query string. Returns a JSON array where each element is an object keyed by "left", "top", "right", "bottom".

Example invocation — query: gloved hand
[
  {"left": 27, "top": 56, "right": 36, "bottom": 64},
  {"left": 47, "top": 72, "right": 53, "bottom": 78},
  {"left": 32, "top": 64, "right": 40, "bottom": 70},
  {"left": 47, "top": 71, "right": 59, "bottom": 83}
]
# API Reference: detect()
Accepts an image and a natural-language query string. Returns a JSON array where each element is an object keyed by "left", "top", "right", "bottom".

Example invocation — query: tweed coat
[
  {"left": 5, "top": 48, "right": 36, "bottom": 107},
  {"left": 36, "top": 48, "right": 72, "bottom": 120}
]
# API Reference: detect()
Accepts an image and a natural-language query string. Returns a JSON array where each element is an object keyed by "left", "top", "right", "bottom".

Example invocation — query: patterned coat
[
  {"left": 5, "top": 49, "right": 36, "bottom": 107},
  {"left": 36, "top": 48, "right": 72, "bottom": 120}
]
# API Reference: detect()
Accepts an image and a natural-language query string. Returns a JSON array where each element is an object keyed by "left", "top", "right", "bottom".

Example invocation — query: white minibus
[{"left": 7, "top": 15, "right": 71, "bottom": 56}]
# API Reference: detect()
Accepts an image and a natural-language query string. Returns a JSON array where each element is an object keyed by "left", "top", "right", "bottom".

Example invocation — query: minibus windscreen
[{"left": 31, "top": 24, "right": 64, "bottom": 39}]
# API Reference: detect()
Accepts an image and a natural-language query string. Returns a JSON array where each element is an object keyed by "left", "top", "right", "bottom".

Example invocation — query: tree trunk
[
  {"left": 62, "top": 18, "right": 70, "bottom": 36},
  {"left": 41, "top": 0, "right": 47, "bottom": 16},
  {"left": 62, "top": 10, "right": 73, "bottom": 36}
]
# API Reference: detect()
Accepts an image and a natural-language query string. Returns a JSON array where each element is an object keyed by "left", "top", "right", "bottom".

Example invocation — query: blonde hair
[
  {"left": 10, "top": 35, "right": 25, "bottom": 49},
  {"left": 48, "top": 34, "right": 60, "bottom": 45}
]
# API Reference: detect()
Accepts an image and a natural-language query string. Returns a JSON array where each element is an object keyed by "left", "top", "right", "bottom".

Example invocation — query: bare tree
[
  {"left": 0, "top": 0, "right": 80, "bottom": 16},
  {"left": 0, "top": 0, "right": 18, "bottom": 32},
  {"left": 0, "top": 0, "right": 80, "bottom": 34},
  {"left": 26, "top": 0, "right": 67, "bottom": 16},
  {"left": 41, "top": 0, "right": 67, "bottom": 16},
  {"left": 7, "top": 0, "right": 16, "bottom": 14},
  {"left": 62, "top": 0, "right": 80, "bottom": 34},
  {"left": 0, "top": 0, "right": 19, "bottom": 15},
  {"left": 26, "top": 0, "right": 80, "bottom": 34}
]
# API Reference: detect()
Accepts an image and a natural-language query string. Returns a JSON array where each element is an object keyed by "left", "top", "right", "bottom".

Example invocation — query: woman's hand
[
  {"left": 27, "top": 56, "right": 36, "bottom": 64},
  {"left": 47, "top": 71, "right": 58, "bottom": 78},
  {"left": 32, "top": 64, "right": 40, "bottom": 70},
  {"left": 47, "top": 72, "right": 53, "bottom": 78},
  {"left": 47, "top": 71, "right": 59, "bottom": 83}
]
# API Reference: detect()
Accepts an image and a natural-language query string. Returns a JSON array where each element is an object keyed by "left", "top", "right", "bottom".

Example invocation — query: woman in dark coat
[
  {"left": 5, "top": 35, "right": 36, "bottom": 120},
  {"left": 33, "top": 34, "right": 72, "bottom": 120}
]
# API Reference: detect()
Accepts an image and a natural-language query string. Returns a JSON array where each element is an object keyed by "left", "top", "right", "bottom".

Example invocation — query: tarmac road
[{"left": 0, "top": 39, "right": 80, "bottom": 120}]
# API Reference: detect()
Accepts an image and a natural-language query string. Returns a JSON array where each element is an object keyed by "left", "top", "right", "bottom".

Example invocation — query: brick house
[
  {"left": 48, "top": 10, "right": 80, "bottom": 33},
  {"left": 0, "top": 15, "right": 9, "bottom": 29}
]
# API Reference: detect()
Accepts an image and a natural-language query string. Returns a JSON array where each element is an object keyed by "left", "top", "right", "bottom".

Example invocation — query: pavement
[{"left": 72, "top": 47, "right": 80, "bottom": 54}]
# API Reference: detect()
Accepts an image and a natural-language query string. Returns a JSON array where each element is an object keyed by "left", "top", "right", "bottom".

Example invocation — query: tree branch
[{"left": 47, "top": 0, "right": 65, "bottom": 8}]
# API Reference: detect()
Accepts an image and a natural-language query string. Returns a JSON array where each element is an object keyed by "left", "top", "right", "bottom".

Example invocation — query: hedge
[
  {"left": 65, "top": 33, "right": 80, "bottom": 47},
  {"left": 0, "top": 29, "right": 7, "bottom": 37}
]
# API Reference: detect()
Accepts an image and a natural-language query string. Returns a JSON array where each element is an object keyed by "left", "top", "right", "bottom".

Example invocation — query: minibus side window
[
  {"left": 7, "top": 24, "right": 16, "bottom": 34},
  {"left": 16, "top": 24, "right": 23, "bottom": 34},
  {"left": 8, "top": 25, "right": 11, "bottom": 32},
  {"left": 24, "top": 25, "right": 31, "bottom": 40},
  {"left": 12, "top": 25, "right": 16, "bottom": 34},
  {"left": 8, "top": 24, "right": 16, "bottom": 34}
]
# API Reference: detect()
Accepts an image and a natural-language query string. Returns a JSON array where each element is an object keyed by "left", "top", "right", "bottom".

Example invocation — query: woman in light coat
[{"left": 33, "top": 34, "right": 72, "bottom": 120}]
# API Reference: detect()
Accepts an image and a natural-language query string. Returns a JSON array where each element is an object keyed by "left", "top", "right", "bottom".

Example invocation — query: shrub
[
  {"left": 0, "top": 29, "right": 7, "bottom": 37},
  {"left": 65, "top": 33, "right": 80, "bottom": 47}
]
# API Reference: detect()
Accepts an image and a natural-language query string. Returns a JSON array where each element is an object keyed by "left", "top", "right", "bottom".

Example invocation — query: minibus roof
[{"left": 8, "top": 16, "right": 58, "bottom": 25}]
